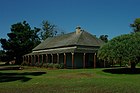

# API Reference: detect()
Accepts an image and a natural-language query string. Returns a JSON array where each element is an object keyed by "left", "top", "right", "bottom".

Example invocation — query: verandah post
[
  {"left": 46, "top": 54, "right": 48, "bottom": 64},
  {"left": 64, "top": 53, "right": 66, "bottom": 68},
  {"left": 38, "top": 55, "right": 40, "bottom": 64},
  {"left": 42, "top": 54, "right": 44, "bottom": 64},
  {"left": 94, "top": 53, "right": 96, "bottom": 68},
  {"left": 83, "top": 53, "right": 86, "bottom": 68},
  {"left": 34, "top": 55, "right": 36, "bottom": 66},
  {"left": 51, "top": 54, "right": 53, "bottom": 63},
  {"left": 72, "top": 53, "right": 74, "bottom": 69},
  {"left": 57, "top": 53, "right": 59, "bottom": 63}
]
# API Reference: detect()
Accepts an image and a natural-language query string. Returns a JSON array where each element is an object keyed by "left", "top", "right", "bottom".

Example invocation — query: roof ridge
[
  {"left": 75, "top": 30, "right": 83, "bottom": 45},
  {"left": 50, "top": 31, "right": 74, "bottom": 38},
  {"left": 85, "top": 31, "right": 104, "bottom": 45}
]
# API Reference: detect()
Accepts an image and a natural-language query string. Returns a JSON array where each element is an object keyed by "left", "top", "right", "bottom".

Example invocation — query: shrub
[
  {"left": 59, "top": 63, "right": 64, "bottom": 69},
  {"left": 47, "top": 63, "right": 64, "bottom": 69},
  {"left": 21, "top": 61, "right": 29, "bottom": 66},
  {"left": 42, "top": 63, "right": 48, "bottom": 68},
  {"left": 34, "top": 62, "right": 39, "bottom": 66},
  {"left": 47, "top": 63, "right": 54, "bottom": 68},
  {"left": 38, "top": 62, "right": 43, "bottom": 67},
  {"left": 54, "top": 63, "right": 60, "bottom": 69}
]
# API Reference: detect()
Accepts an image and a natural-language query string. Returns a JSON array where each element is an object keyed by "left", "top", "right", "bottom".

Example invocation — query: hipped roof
[{"left": 33, "top": 31, "right": 104, "bottom": 51}]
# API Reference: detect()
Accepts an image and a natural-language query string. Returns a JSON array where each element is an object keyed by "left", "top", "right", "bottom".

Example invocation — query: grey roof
[{"left": 33, "top": 31, "right": 104, "bottom": 51}]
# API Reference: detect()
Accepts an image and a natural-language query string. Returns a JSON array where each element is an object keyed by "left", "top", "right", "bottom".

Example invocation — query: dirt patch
[
  {"left": 58, "top": 73, "right": 93, "bottom": 79},
  {"left": 78, "top": 73, "right": 93, "bottom": 77}
]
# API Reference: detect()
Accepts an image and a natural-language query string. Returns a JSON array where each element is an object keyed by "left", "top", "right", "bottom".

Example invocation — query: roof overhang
[{"left": 25, "top": 45, "right": 99, "bottom": 56}]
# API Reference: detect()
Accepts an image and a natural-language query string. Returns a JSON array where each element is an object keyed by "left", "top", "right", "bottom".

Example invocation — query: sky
[{"left": 0, "top": 0, "right": 140, "bottom": 50}]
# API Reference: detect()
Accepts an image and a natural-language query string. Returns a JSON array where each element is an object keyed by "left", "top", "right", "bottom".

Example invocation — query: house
[{"left": 23, "top": 27, "right": 104, "bottom": 68}]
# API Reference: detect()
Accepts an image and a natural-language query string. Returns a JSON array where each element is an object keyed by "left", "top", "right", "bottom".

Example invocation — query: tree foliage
[
  {"left": 98, "top": 32, "right": 140, "bottom": 69},
  {"left": 0, "top": 21, "right": 40, "bottom": 64},
  {"left": 40, "top": 20, "right": 57, "bottom": 40},
  {"left": 0, "top": 50, "right": 6, "bottom": 62},
  {"left": 130, "top": 18, "right": 140, "bottom": 32},
  {"left": 99, "top": 35, "right": 108, "bottom": 43},
  {"left": 40, "top": 20, "right": 66, "bottom": 40}
]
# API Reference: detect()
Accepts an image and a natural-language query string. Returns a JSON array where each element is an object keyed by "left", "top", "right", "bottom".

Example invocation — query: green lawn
[{"left": 0, "top": 66, "right": 140, "bottom": 93}]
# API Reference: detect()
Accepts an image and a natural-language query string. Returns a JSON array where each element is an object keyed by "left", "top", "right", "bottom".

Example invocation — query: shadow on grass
[
  {"left": 103, "top": 68, "right": 140, "bottom": 74},
  {"left": 0, "top": 72, "right": 46, "bottom": 83},
  {"left": 0, "top": 67, "right": 22, "bottom": 70}
]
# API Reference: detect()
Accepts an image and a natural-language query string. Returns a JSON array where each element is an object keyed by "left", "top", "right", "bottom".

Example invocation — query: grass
[{"left": 0, "top": 66, "right": 140, "bottom": 93}]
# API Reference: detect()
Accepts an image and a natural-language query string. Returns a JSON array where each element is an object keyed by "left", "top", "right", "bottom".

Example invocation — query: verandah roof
[{"left": 26, "top": 46, "right": 99, "bottom": 56}]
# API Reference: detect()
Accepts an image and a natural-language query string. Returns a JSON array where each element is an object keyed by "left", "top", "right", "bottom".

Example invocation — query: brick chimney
[{"left": 76, "top": 26, "right": 81, "bottom": 34}]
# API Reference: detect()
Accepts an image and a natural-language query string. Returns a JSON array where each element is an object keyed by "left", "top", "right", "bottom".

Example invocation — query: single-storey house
[{"left": 23, "top": 27, "right": 104, "bottom": 68}]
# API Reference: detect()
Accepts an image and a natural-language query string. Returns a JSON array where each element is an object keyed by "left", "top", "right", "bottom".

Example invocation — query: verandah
[{"left": 23, "top": 53, "right": 97, "bottom": 69}]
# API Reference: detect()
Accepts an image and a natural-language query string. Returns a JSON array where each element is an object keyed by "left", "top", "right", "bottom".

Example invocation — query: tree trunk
[
  {"left": 15, "top": 56, "right": 23, "bottom": 65},
  {"left": 120, "top": 61, "right": 122, "bottom": 67},
  {"left": 131, "top": 62, "right": 136, "bottom": 69}
]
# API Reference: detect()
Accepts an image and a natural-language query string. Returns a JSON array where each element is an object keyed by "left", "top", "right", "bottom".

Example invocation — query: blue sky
[{"left": 0, "top": 0, "right": 140, "bottom": 49}]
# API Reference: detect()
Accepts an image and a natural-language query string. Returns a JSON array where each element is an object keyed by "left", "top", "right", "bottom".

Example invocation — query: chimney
[{"left": 76, "top": 26, "right": 81, "bottom": 34}]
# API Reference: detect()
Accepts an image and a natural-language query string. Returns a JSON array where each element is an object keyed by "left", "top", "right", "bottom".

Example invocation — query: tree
[
  {"left": 40, "top": 20, "right": 57, "bottom": 40},
  {"left": 130, "top": 18, "right": 140, "bottom": 32},
  {"left": 0, "top": 21, "right": 41, "bottom": 64},
  {"left": 99, "top": 35, "right": 108, "bottom": 43},
  {"left": 98, "top": 32, "right": 140, "bottom": 69},
  {"left": 0, "top": 50, "right": 7, "bottom": 62}
]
